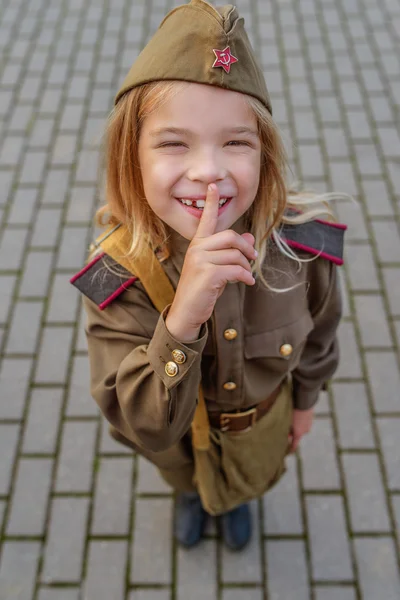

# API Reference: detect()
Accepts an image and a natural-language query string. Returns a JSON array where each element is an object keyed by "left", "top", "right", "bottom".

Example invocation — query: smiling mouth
[{"left": 176, "top": 197, "right": 231, "bottom": 209}]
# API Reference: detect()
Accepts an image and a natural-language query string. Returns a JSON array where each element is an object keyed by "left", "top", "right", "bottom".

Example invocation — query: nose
[{"left": 186, "top": 147, "right": 227, "bottom": 184}]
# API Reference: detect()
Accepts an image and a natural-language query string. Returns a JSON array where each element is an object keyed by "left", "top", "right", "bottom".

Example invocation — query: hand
[
  {"left": 288, "top": 408, "right": 314, "bottom": 453},
  {"left": 165, "top": 183, "right": 257, "bottom": 342}
]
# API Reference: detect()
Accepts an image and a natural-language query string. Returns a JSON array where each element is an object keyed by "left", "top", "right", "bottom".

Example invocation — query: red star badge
[{"left": 212, "top": 46, "right": 238, "bottom": 74}]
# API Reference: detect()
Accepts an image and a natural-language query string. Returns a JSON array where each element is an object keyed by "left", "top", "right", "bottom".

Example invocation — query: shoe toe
[
  {"left": 174, "top": 493, "right": 207, "bottom": 548},
  {"left": 222, "top": 503, "right": 252, "bottom": 551}
]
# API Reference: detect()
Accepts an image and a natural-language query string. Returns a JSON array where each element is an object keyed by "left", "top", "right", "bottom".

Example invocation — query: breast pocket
[{"left": 244, "top": 312, "right": 314, "bottom": 371}]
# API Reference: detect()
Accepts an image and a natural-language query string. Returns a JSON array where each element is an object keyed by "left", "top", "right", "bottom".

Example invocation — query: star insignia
[{"left": 212, "top": 46, "right": 238, "bottom": 74}]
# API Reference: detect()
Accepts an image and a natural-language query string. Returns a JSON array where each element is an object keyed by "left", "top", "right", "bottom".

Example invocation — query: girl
[{"left": 72, "top": 0, "right": 345, "bottom": 551}]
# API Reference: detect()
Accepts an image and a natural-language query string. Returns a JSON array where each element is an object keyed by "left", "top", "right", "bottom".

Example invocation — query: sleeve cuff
[
  {"left": 147, "top": 305, "right": 208, "bottom": 389},
  {"left": 292, "top": 379, "right": 322, "bottom": 410}
]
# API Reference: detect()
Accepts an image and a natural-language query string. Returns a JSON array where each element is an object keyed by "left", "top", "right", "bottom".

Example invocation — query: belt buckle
[{"left": 220, "top": 407, "right": 257, "bottom": 433}]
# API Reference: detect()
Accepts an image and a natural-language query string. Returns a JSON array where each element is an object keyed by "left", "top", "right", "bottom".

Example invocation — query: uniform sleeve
[
  {"left": 83, "top": 285, "right": 208, "bottom": 452},
  {"left": 291, "top": 260, "right": 342, "bottom": 410}
]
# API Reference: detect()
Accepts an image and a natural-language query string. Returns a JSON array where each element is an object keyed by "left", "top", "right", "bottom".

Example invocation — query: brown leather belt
[{"left": 208, "top": 384, "right": 281, "bottom": 433}]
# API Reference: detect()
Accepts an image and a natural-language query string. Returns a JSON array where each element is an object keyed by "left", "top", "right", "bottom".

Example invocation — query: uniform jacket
[{"left": 78, "top": 217, "right": 343, "bottom": 454}]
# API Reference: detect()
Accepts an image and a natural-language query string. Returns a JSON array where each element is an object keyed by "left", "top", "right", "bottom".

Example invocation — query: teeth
[{"left": 178, "top": 197, "right": 231, "bottom": 209}]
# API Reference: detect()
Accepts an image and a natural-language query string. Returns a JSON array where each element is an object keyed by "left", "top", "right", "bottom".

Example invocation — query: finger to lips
[{"left": 194, "top": 183, "right": 220, "bottom": 239}]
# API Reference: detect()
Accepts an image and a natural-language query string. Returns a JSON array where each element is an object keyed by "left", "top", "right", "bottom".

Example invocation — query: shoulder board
[
  {"left": 70, "top": 252, "right": 138, "bottom": 310},
  {"left": 280, "top": 218, "right": 347, "bottom": 265}
]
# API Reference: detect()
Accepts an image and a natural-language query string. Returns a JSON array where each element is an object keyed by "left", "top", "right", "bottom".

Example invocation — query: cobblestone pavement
[{"left": 0, "top": 0, "right": 399, "bottom": 598}]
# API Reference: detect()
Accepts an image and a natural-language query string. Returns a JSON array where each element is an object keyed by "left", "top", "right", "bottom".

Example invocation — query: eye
[
  {"left": 159, "top": 142, "right": 186, "bottom": 148},
  {"left": 226, "top": 140, "right": 251, "bottom": 147}
]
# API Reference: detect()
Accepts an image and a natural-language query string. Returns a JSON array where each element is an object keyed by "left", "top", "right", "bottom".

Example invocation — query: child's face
[{"left": 138, "top": 82, "right": 261, "bottom": 240}]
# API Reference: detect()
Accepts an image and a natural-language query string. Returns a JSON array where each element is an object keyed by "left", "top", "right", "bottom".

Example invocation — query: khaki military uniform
[{"left": 81, "top": 218, "right": 341, "bottom": 492}]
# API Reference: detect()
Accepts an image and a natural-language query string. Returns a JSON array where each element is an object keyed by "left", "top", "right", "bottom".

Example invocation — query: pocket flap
[{"left": 244, "top": 312, "right": 314, "bottom": 359}]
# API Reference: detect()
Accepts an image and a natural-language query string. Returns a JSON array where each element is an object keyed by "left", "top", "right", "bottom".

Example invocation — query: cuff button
[
  {"left": 279, "top": 343, "right": 293, "bottom": 357},
  {"left": 165, "top": 361, "right": 178, "bottom": 377},
  {"left": 172, "top": 349, "right": 187, "bottom": 364}
]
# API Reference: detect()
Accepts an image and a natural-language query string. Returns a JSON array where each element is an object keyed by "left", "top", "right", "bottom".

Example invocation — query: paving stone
[
  {"left": 98, "top": 418, "right": 132, "bottom": 454},
  {"left": 56, "top": 226, "right": 88, "bottom": 269},
  {"left": 31, "top": 208, "right": 63, "bottom": 247},
  {"left": 6, "top": 301, "right": 43, "bottom": 354},
  {"left": 382, "top": 268, "right": 400, "bottom": 316},
  {"left": 342, "top": 453, "right": 390, "bottom": 532},
  {"left": 0, "top": 542, "right": 41, "bottom": 600},
  {"left": 22, "top": 388, "right": 64, "bottom": 454},
  {"left": 51, "top": 134, "right": 78, "bottom": 166},
  {"left": 334, "top": 201, "right": 368, "bottom": 241},
  {"left": 371, "top": 221, "right": 400, "bottom": 263},
  {"left": 35, "top": 326, "right": 73, "bottom": 384},
  {"left": 222, "top": 590, "right": 263, "bottom": 600},
  {"left": 7, "top": 187, "right": 38, "bottom": 224},
  {"left": 19, "top": 150, "right": 47, "bottom": 184},
  {"left": 0, "top": 135, "right": 24, "bottom": 166},
  {"left": 0, "top": 275, "right": 17, "bottom": 323},
  {"left": 83, "top": 541, "right": 127, "bottom": 600},
  {"left": 136, "top": 456, "right": 171, "bottom": 494},
  {"left": 0, "top": 170, "right": 14, "bottom": 206},
  {"left": 66, "top": 354, "right": 98, "bottom": 416},
  {"left": 377, "top": 418, "right": 400, "bottom": 490},
  {"left": 60, "top": 103, "right": 85, "bottom": 131},
  {"left": 75, "top": 149, "right": 100, "bottom": 183},
  {"left": 47, "top": 273, "right": 80, "bottom": 323},
  {"left": 66, "top": 186, "right": 96, "bottom": 223},
  {"left": 329, "top": 163, "right": 358, "bottom": 197},
  {"left": 177, "top": 540, "right": 217, "bottom": 600},
  {"left": 20, "top": 251, "right": 53, "bottom": 297},
  {"left": 335, "top": 321, "right": 362, "bottom": 379},
  {"left": 354, "top": 538, "right": 400, "bottom": 600},
  {"left": 222, "top": 501, "right": 262, "bottom": 583},
  {"left": 9, "top": 104, "right": 34, "bottom": 133},
  {"left": 346, "top": 244, "right": 380, "bottom": 291},
  {"left": 314, "top": 587, "right": 356, "bottom": 600},
  {"left": 361, "top": 178, "right": 395, "bottom": 217},
  {"left": 55, "top": 420, "right": 97, "bottom": 493},
  {"left": 131, "top": 498, "right": 173, "bottom": 584},
  {"left": 75, "top": 305, "right": 89, "bottom": 352},
  {"left": 0, "top": 228, "right": 29, "bottom": 269},
  {"left": 0, "top": 358, "right": 32, "bottom": 419},
  {"left": 307, "top": 495, "right": 353, "bottom": 581},
  {"left": 365, "top": 352, "right": 400, "bottom": 413},
  {"left": 266, "top": 540, "right": 309, "bottom": 600},
  {"left": 91, "top": 457, "right": 132, "bottom": 535},
  {"left": 29, "top": 118, "right": 56, "bottom": 148},
  {"left": 6, "top": 458, "right": 53, "bottom": 535},
  {"left": 0, "top": 424, "right": 20, "bottom": 495},
  {"left": 354, "top": 295, "right": 392, "bottom": 347},
  {"left": 42, "top": 169, "right": 70, "bottom": 205},
  {"left": 298, "top": 143, "right": 325, "bottom": 179},
  {"left": 38, "top": 589, "right": 80, "bottom": 600},
  {"left": 332, "top": 382, "right": 375, "bottom": 448},
  {"left": 82, "top": 117, "right": 105, "bottom": 149},
  {"left": 42, "top": 497, "right": 89, "bottom": 583},
  {"left": 300, "top": 418, "right": 340, "bottom": 490},
  {"left": 264, "top": 453, "right": 303, "bottom": 534}
]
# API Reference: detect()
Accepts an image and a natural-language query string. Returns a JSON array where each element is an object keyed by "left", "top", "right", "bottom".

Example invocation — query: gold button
[
  {"left": 165, "top": 361, "right": 178, "bottom": 377},
  {"left": 172, "top": 349, "right": 186, "bottom": 364},
  {"left": 223, "top": 381, "right": 237, "bottom": 391},
  {"left": 223, "top": 328, "right": 238, "bottom": 341},
  {"left": 279, "top": 343, "right": 293, "bottom": 357}
]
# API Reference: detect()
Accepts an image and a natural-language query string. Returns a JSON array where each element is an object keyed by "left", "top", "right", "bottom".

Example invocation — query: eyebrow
[{"left": 149, "top": 126, "right": 259, "bottom": 138}]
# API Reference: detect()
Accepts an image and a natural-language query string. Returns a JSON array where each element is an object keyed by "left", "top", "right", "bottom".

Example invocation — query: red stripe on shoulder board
[
  {"left": 285, "top": 240, "right": 344, "bottom": 266},
  {"left": 98, "top": 277, "right": 138, "bottom": 310},
  {"left": 69, "top": 252, "right": 106, "bottom": 284}
]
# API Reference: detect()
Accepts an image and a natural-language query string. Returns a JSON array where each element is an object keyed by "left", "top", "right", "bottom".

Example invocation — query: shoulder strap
[{"left": 100, "top": 224, "right": 210, "bottom": 451}]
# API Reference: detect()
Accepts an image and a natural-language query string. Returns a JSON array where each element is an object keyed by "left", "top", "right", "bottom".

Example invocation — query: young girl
[{"left": 72, "top": 0, "right": 345, "bottom": 551}]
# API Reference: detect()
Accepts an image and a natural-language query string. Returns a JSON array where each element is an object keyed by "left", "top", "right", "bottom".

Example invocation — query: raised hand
[{"left": 165, "top": 183, "right": 257, "bottom": 342}]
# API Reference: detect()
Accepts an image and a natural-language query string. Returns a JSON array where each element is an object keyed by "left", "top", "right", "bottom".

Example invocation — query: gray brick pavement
[{"left": 0, "top": 0, "right": 399, "bottom": 597}]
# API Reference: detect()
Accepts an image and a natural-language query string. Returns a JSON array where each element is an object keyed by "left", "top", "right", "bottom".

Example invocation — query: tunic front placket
[{"left": 213, "top": 281, "right": 245, "bottom": 410}]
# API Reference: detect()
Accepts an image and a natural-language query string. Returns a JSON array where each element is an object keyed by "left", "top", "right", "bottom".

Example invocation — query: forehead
[{"left": 144, "top": 82, "right": 257, "bottom": 130}]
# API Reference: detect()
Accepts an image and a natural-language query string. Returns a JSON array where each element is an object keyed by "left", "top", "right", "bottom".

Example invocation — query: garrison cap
[{"left": 115, "top": 0, "right": 272, "bottom": 114}]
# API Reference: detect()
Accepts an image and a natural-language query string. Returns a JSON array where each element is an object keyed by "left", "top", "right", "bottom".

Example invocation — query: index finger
[{"left": 194, "top": 183, "right": 220, "bottom": 239}]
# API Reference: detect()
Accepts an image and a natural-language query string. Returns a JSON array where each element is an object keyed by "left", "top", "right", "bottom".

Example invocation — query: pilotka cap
[{"left": 115, "top": 0, "right": 272, "bottom": 114}]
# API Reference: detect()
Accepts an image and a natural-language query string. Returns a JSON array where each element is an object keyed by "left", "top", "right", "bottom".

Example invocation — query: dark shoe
[
  {"left": 221, "top": 503, "right": 252, "bottom": 551},
  {"left": 174, "top": 492, "right": 207, "bottom": 548}
]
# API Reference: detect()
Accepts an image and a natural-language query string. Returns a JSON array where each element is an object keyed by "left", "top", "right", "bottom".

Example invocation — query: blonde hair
[{"left": 97, "top": 80, "right": 346, "bottom": 289}]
